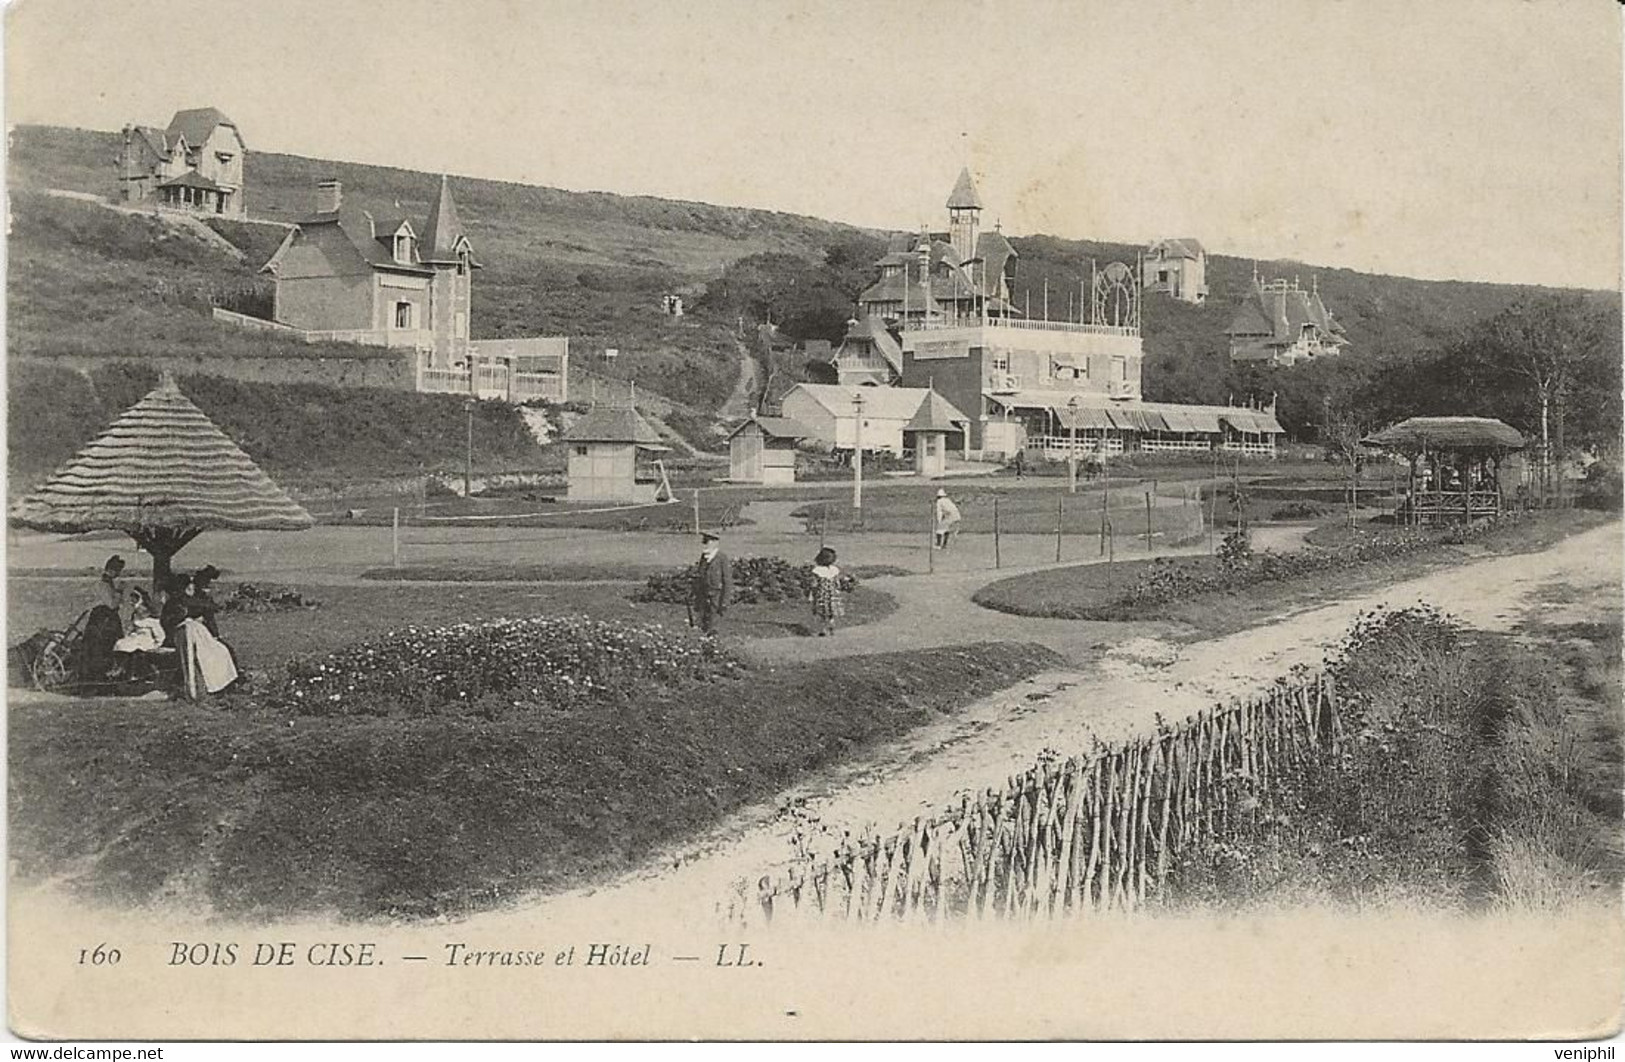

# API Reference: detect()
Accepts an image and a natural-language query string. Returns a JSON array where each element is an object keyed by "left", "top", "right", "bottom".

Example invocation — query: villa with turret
[{"left": 825, "top": 169, "right": 1283, "bottom": 459}]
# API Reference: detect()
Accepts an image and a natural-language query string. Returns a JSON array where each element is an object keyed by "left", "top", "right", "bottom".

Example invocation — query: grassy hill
[
  {"left": 8, "top": 123, "right": 875, "bottom": 415},
  {"left": 10, "top": 121, "right": 1616, "bottom": 472}
]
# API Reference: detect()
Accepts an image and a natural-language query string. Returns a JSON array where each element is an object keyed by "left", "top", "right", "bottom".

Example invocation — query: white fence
[
  {"left": 1032, "top": 434, "right": 1125, "bottom": 457},
  {"left": 416, "top": 363, "right": 566, "bottom": 403}
]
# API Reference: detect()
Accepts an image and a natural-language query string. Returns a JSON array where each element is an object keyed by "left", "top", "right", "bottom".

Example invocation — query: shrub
[
  {"left": 633, "top": 556, "right": 858, "bottom": 604},
  {"left": 1217, "top": 528, "right": 1253, "bottom": 567},
  {"left": 1270, "top": 500, "right": 1327, "bottom": 520},
  {"left": 268, "top": 616, "right": 744, "bottom": 717},
  {"left": 219, "top": 582, "right": 321, "bottom": 613}
]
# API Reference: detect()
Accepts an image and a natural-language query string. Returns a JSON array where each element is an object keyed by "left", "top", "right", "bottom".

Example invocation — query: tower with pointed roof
[
  {"left": 947, "top": 167, "right": 983, "bottom": 263},
  {"left": 421, "top": 175, "right": 478, "bottom": 368}
]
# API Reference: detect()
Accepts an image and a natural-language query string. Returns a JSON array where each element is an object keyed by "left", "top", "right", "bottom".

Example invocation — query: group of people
[
  {"left": 82, "top": 555, "right": 241, "bottom": 696},
  {"left": 687, "top": 487, "right": 965, "bottom": 639},
  {"left": 688, "top": 532, "right": 847, "bottom": 638}
]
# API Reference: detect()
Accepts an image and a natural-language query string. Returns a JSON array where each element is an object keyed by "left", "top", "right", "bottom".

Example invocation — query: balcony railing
[{"left": 901, "top": 315, "right": 1139, "bottom": 337}]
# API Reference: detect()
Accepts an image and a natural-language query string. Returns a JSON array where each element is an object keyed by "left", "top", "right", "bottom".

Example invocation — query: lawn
[
  {"left": 794, "top": 479, "right": 1209, "bottom": 538},
  {"left": 8, "top": 640, "right": 1062, "bottom": 919},
  {"left": 973, "top": 510, "right": 1613, "bottom": 635},
  {"left": 6, "top": 577, "right": 899, "bottom": 663}
]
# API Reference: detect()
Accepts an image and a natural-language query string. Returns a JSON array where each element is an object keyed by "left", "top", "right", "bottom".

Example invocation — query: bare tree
[{"left": 1489, "top": 295, "right": 1609, "bottom": 504}]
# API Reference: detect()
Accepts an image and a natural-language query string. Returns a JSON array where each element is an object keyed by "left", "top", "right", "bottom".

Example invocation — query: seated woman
[{"left": 162, "top": 572, "right": 240, "bottom": 699}]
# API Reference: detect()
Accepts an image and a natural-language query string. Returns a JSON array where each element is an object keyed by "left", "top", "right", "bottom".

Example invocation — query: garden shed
[
  {"left": 728, "top": 416, "right": 808, "bottom": 485},
  {"left": 1361, "top": 416, "right": 1525, "bottom": 525},
  {"left": 562, "top": 406, "right": 670, "bottom": 502}
]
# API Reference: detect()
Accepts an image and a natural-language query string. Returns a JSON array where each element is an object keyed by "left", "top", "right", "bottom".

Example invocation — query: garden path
[{"left": 453, "top": 520, "right": 1621, "bottom": 928}]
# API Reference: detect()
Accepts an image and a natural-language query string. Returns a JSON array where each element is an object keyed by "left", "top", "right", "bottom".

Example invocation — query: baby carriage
[{"left": 11, "top": 608, "right": 178, "bottom": 695}]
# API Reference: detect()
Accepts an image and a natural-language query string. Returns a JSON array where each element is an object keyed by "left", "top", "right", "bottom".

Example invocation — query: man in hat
[
  {"left": 690, "top": 531, "right": 733, "bottom": 635},
  {"left": 933, "top": 488, "right": 962, "bottom": 550}
]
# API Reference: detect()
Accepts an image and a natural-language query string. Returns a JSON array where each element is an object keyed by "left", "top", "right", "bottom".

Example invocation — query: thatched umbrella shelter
[
  {"left": 1361, "top": 416, "right": 1525, "bottom": 525},
  {"left": 11, "top": 375, "right": 314, "bottom": 589}
]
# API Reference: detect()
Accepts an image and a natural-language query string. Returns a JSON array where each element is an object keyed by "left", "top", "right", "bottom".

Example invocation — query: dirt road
[{"left": 450, "top": 520, "right": 1620, "bottom": 930}]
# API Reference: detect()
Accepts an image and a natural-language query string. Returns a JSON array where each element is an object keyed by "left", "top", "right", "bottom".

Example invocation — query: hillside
[
  {"left": 8, "top": 360, "right": 550, "bottom": 494},
  {"left": 10, "top": 122, "right": 1617, "bottom": 456},
  {"left": 8, "top": 123, "right": 874, "bottom": 415}
]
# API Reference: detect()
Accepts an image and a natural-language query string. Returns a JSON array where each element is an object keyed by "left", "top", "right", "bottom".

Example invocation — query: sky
[{"left": 5, "top": 0, "right": 1622, "bottom": 289}]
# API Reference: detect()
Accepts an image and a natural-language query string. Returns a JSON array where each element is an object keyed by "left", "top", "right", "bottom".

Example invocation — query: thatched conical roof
[
  {"left": 12, "top": 378, "right": 314, "bottom": 535},
  {"left": 1361, "top": 416, "right": 1525, "bottom": 456}
]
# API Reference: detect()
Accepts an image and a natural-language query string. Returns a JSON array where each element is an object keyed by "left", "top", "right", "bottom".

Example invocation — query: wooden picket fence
[{"left": 726, "top": 674, "right": 1340, "bottom": 926}]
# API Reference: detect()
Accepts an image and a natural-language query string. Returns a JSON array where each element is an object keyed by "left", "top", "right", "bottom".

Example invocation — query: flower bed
[
  {"left": 270, "top": 616, "right": 744, "bottom": 716},
  {"left": 220, "top": 582, "right": 321, "bottom": 613},
  {"left": 633, "top": 556, "right": 858, "bottom": 605}
]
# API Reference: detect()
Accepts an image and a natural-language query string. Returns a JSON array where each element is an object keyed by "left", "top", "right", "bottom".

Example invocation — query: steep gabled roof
[
  {"left": 947, "top": 167, "right": 983, "bottom": 210},
  {"left": 420, "top": 174, "right": 475, "bottom": 264},
  {"left": 130, "top": 125, "right": 172, "bottom": 159},
  {"left": 167, "top": 107, "right": 243, "bottom": 150}
]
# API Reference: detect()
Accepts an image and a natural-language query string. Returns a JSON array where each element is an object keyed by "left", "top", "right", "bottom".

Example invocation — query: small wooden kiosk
[
  {"left": 1361, "top": 416, "right": 1525, "bottom": 526},
  {"left": 563, "top": 406, "right": 671, "bottom": 502},
  {"left": 903, "top": 389, "right": 971, "bottom": 479},
  {"left": 728, "top": 416, "right": 808, "bottom": 484}
]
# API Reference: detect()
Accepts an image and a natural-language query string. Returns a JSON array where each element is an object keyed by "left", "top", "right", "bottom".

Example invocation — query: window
[
  {"left": 394, "top": 301, "right": 413, "bottom": 329},
  {"left": 393, "top": 234, "right": 413, "bottom": 263},
  {"left": 575, "top": 446, "right": 589, "bottom": 457},
  {"left": 1157, "top": 270, "right": 1169, "bottom": 283},
  {"left": 457, "top": 251, "right": 469, "bottom": 277},
  {"left": 990, "top": 352, "right": 1010, "bottom": 373},
  {"left": 1113, "top": 357, "right": 1127, "bottom": 382}
]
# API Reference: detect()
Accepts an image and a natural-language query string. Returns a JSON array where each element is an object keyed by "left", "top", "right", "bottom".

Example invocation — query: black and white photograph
[{"left": 3, "top": 0, "right": 1622, "bottom": 1045}]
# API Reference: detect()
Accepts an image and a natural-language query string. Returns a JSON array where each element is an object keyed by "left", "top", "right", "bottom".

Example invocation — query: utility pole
[
  {"left": 1067, "top": 395, "right": 1080, "bottom": 494},
  {"left": 464, "top": 398, "right": 475, "bottom": 499},
  {"left": 852, "top": 392, "right": 865, "bottom": 517}
]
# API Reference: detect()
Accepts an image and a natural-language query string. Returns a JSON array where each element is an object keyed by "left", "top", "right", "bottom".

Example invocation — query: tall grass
[{"left": 1167, "top": 607, "right": 1622, "bottom": 912}]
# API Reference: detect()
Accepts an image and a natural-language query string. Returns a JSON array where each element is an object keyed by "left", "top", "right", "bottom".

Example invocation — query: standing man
[
  {"left": 933, "top": 487, "right": 962, "bottom": 550},
  {"left": 690, "top": 530, "right": 733, "bottom": 635}
]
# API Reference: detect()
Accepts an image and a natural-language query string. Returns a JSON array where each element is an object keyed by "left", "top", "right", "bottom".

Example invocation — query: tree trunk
[
  {"left": 132, "top": 527, "right": 202, "bottom": 598},
  {"left": 1540, "top": 389, "right": 1551, "bottom": 506}
]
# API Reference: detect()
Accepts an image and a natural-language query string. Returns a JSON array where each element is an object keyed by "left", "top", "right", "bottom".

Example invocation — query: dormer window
[
  {"left": 457, "top": 249, "right": 469, "bottom": 276},
  {"left": 393, "top": 233, "right": 413, "bottom": 263}
]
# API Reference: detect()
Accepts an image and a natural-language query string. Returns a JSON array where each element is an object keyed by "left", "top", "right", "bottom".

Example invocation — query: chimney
[{"left": 315, "top": 178, "right": 342, "bottom": 214}]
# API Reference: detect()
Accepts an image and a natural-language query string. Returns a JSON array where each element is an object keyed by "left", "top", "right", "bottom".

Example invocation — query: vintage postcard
[{"left": 4, "top": 0, "right": 1622, "bottom": 1044}]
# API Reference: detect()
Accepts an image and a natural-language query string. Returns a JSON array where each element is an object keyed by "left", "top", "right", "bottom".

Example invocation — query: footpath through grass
[
  {"left": 973, "top": 510, "right": 1611, "bottom": 635},
  {"left": 8, "top": 640, "right": 1062, "bottom": 920}
]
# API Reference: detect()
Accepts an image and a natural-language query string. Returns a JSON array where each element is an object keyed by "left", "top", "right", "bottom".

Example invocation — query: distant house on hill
[
  {"left": 242, "top": 176, "right": 568, "bottom": 403},
  {"left": 1225, "top": 273, "right": 1348, "bottom": 367},
  {"left": 117, "top": 107, "right": 246, "bottom": 217},
  {"left": 1141, "top": 238, "right": 1208, "bottom": 304}
]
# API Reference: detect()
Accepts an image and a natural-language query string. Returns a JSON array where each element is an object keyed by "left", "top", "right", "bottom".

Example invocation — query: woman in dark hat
[
  {"left": 808, "top": 546, "right": 845, "bottom": 637},
  {"left": 79, "top": 554, "right": 128, "bottom": 682},
  {"left": 190, "top": 565, "right": 224, "bottom": 638}
]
